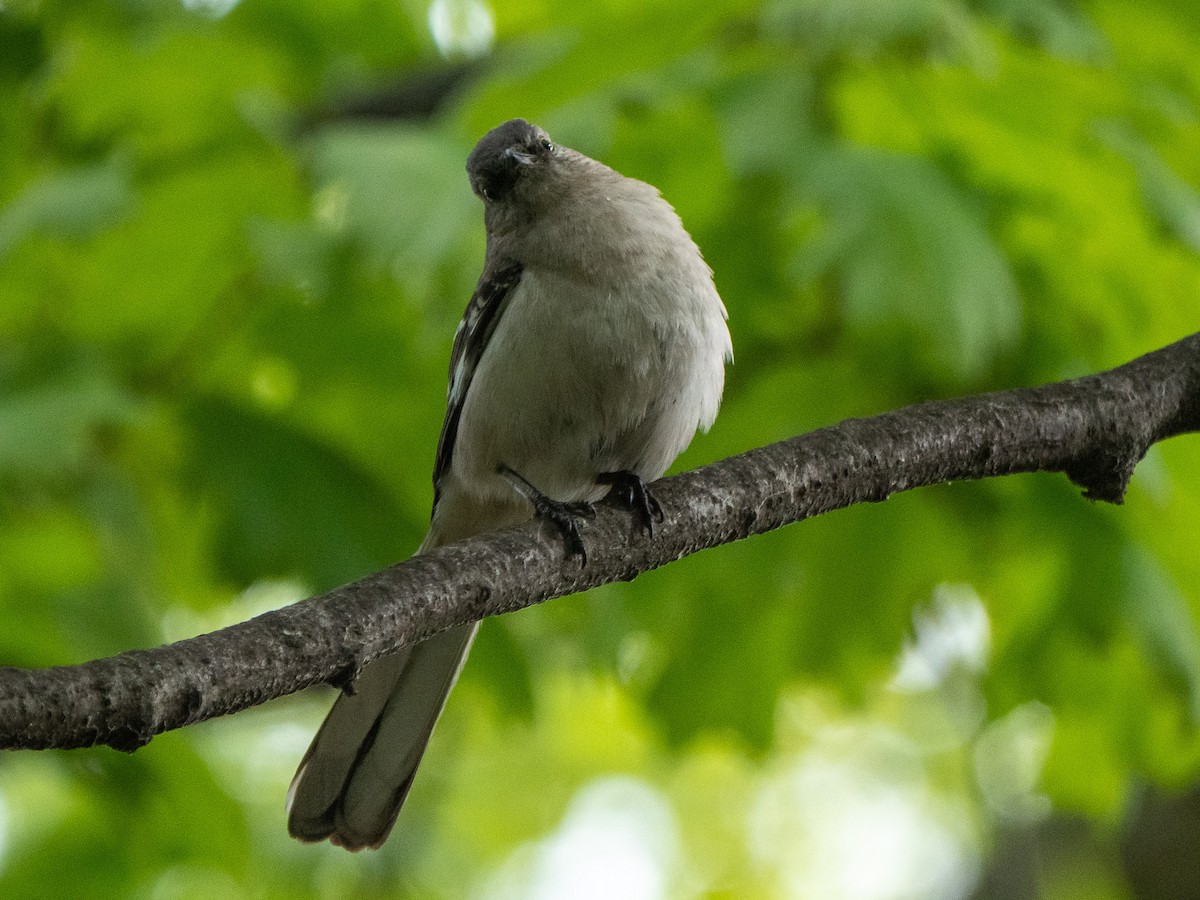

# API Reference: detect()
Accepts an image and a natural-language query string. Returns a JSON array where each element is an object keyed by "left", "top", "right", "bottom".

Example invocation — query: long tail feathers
[{"left": 286, "top": 621, "right": 479, "bottom": 850}]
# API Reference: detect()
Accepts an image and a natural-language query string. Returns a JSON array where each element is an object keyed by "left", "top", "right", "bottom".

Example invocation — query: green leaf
[
  {"left": 1100, "top": 124, "right": 1200, "bottom": 255},
  {"left": 761, "top": 0, "right": 988, "bottom": 64},
  {"left": 793, "top": 144, "right": 1023, "bottom": 379},
  {"left": 0, "top": 159, "right": 133, "bottom": 261},
  {"left": 1123, "top": 546, "right": 1200, "bottom": 722},
  {"left": 183, "top": 397, "right": 411, "bottom": 588},
  {"left": 307, "top": 125, "right": 478, "bottom": 300},
  {"left": 466, "top": 618, "right": 537, "bottom": 720},
  {"left": 979, "top": 0, "right": 1107, "bottom": 59},
  {"left": 0, "top": 360, "right": 138, "bottom": 479}
]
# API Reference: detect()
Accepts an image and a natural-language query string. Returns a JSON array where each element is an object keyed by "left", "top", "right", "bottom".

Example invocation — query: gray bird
[{"left": 286, "top": 118, "right": 732, "bottom": 850}]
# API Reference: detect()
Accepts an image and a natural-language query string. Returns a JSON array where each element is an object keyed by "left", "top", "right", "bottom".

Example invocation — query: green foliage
[{"left": 1, "top": 0, "right": 1198, "bottom": 896}]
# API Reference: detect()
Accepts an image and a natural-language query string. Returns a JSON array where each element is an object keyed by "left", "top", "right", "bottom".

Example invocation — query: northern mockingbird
[{"left": 287, "top": 118, "right": 732, "bottom": 850}]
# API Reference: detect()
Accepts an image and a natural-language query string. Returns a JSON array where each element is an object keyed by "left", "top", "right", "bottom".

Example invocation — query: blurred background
[{"left": 1, "top": 0, "right": 1198, "bottom": 897}]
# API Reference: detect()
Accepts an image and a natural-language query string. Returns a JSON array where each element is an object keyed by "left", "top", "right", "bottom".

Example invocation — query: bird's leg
[
  {"left": 498, "top": 464, "right": 595, "bottom": 565},
  {"left": 597, "top": 470, "right": 664, "bottom": 537}
]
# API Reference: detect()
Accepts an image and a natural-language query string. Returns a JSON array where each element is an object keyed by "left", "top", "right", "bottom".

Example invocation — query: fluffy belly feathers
[{"left": 447, "top": 267, "right": 724, "bottom": 508}]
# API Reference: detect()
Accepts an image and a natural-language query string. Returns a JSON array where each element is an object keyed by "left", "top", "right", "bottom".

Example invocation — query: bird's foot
[
  {"left": 597, "top": 470, "right": 664, "bottom": 537},
  {"left": 498, "top": 465, "right": 595, "bottom": 565}
]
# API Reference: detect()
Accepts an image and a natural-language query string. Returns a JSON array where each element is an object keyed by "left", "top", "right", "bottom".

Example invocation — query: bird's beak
[{"left": 504, "top": 146, "right": 536, "bottom": 166}]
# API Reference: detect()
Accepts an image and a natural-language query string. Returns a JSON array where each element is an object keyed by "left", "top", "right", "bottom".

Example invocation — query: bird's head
[{"left": 466, "top": 119, "right": 561, "bottom": 207}]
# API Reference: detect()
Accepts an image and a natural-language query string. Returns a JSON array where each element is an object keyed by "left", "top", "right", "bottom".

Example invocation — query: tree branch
[{"left": 2, "top": 332, "right": 1198, "bottom": 752}]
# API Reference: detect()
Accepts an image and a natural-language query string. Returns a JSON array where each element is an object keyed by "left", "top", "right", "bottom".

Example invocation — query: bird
[{"left": 286, "top": 118, "right": 732, "bottom": 850}]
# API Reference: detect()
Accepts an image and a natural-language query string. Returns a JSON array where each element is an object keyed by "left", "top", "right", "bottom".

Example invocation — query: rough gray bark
[{"left": 1, "top": 331, "right": 1197, "bottom": 752}]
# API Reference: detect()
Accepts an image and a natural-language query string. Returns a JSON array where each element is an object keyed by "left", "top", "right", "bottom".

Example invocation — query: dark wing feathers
[{"left": 431, "top": 262, "right": 524, "bottom": 508}]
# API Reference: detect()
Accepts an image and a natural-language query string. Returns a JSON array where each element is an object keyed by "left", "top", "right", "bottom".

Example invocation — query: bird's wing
[{"left": 431, "top": 261, "right": 524, "bottom": 509}]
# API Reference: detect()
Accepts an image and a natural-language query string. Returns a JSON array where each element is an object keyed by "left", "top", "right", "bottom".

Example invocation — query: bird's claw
[
  {"left": 498, "top": 463, "right": 594, "bottom": 565},
  {"left": 532, "top": 495, "right": 595, "bottom": 565},
  {"left": 598, "top": 470, "right": 664, "bottom": 537}
]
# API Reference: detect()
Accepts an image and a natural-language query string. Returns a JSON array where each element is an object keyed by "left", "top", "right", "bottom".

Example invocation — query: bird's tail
[{"left": 286, "top": 530, "right": 477, "bottom": 850}]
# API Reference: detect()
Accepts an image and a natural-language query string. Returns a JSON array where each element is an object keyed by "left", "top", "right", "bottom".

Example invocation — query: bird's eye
[{"left": 539, "top": 138, "right": 554, "bottom": 152}]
